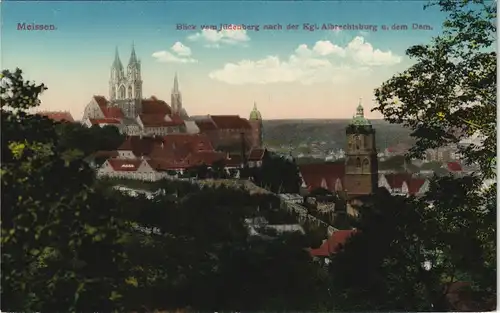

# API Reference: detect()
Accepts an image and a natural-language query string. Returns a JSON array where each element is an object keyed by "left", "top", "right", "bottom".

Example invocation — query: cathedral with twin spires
[{"left": 81, "top": 45, "right": 263, "bottom": 150}]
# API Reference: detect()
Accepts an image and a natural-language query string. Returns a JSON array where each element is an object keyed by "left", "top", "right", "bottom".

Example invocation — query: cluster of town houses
[
  {"left": 36, "top": 46, "right": 472, "bottom": 199},
  {"left": 30, "top": 46, "right": 487, "bottom": 312}
]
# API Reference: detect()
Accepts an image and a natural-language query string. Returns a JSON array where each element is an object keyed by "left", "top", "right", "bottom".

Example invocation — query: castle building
[
  {"left": 343, "top": 99, "right": 379, "bottom": 197},
  {"left": 82, "top": 45, "right": 263, "bottom": 155},
  {"left": 82, "top": 45, "right": 188, "bottom": 136}
]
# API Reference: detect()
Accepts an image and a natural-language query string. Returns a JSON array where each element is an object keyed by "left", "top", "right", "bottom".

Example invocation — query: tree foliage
[
  {"left": 330, "top": 1, "right": 496, "bottom": 311},
  {"left": 1, "top": 69, "right": 329, "bottom": 311},
  {"left": 252, "top": 150, "right": 302, "bottom": 193},
  {"left": 56, "top": 122, "right": 125, "bottom": 156},
  {"left": 373, "top": 0, "right": 496, "bottom": 179},
  {"left": 329, "top": 180, "right": 495, "bottom": 311},
  {"left": 118, "top": 182, "right": 330, "bottom": 311},
  {"left": 1, "top": 69, "right": 129, "bottom": 311}
]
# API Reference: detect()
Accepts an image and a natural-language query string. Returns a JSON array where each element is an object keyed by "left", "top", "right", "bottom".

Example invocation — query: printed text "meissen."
[{"left": 17, "top": 23, "right": 57, "bottom": 31}]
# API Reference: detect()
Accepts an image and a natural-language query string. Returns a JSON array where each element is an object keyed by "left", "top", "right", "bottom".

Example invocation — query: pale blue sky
[{"left": 2, "top": 0, "right": 448, "bottom": 119}]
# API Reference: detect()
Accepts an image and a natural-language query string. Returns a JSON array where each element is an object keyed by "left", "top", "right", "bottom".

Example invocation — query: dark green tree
[
  {"left": 253, "top": 151, "right": 302, "bottom": 193},
  {"left": 330, "top": 1, "right": 497, "bottom": 310},
  {"left": 1, "top": 69, "right": 130, "bottom": 312},
  {"left": 117, "top": 183, "right": 330, "bottom": 311},
  {"left": 56, "top": 122, "right": 124, "bottom": 156},
  {"left": 211, "top": 158, "right": 227, "bottom": 179},
  {"left": 329, "top": 178, "right": 495, "bottom": 311},
  {"left": 374, "top": 0, "right": 496, "bottom": 179}
]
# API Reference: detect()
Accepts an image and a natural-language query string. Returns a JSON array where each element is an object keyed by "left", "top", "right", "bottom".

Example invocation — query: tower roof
[
  {"left": 349, "top": 98, "right": 371, "bottom": 126},
  {"left": 173, "top": 72, "right": 179, "bottom": 93},
  {"left": 113, "top": 46, "right": 123, "bottom": 70},
  {"left": 249, "top": 102, "right": 262, "bottom": 120},
  {"left": 129, "top": 42, "right": 138, "bottom": 65}
]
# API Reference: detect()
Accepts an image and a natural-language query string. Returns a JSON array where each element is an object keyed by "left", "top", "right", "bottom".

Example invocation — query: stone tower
[
  {"left": 109, "top": 47, "right": 125, "bottom": 100},
  {"left": 126, "top": 43, "right": 143, "bottom": 100},
  {"left": 109, "top": 45, "right": 143, "bottom": 118},
  {"left": 249, "top": 102, "right": 263, "bottom": 148},
  {"left": 344, "top": 98, "right": 378, "bottom": 197},
  {"left": 171, "top": 72, "right": 182, "bottom": 115}
]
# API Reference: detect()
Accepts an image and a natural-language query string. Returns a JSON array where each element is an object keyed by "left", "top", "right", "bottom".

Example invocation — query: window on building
[
  {"left": 362, "top": 158, "right": 370, "bottom": 172},
  {"left": 356, "top": 158, "right": 361, "bottom": 168}
]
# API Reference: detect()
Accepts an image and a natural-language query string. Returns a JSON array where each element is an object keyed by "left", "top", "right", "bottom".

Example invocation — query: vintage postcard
[{"left": 2, "top": 0, "right": 496, "bottom": 311}]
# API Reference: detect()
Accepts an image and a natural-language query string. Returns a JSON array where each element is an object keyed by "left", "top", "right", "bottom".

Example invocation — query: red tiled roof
[
  {"left": 102, "top": 106, "right": 124, "bottom": 119},
  {"left": 384, "top": 173, "right": 413, "bottom": 190},
  {"left": 447, "top": 161, "right": 462, "bottom": 172},
  {"left": 89, "top": 118, "right": 121, "bottom": 125},
  {"left": 139, "top": 114, "right": 170, "bottom": 127},
  {"left": 92, "top": 96, "right": 124, "bottom": 119},
  {"left": 248, "top": 148, "right": 265, "bottom": 161},
  {"left": 195, "top": 119, "right": 218, "bottom": 132},
  {"left": 408, "top": 178, "right": 426, "bottom": 194},
  {"left": 139, "top": 113, "right": 185, "bottom": 127},
  {"left": 169, "top": 114, "right": 185, "bottom": 125},
  {"left": 37, "top": 111, "right": 75, "bottom": 122},
  {"left": 117, "top": 136, "right": 161, "bottom": 156},
  {"left": 93, "top": 95, "right": 108, "bottom": 107},
  {"left": 107, "top": 159, "right": 143, "bottom": 172},
  {"left": 299, "top": 163, "right": 345, "bottom": 191},
  {"left": 186, "top": 151, "right": 226, "bottom": 166},
  {"left": 226, "top": 154, "right": 244, "bottom": 167},
  {"left": 149, "top": 142, "right": 191, "bottom": 160},
  {"left": 117, "top": 134, "right": 216, "bottom": 162},
  {"left": 141, "top": 98, "right": 172, "bottom": 115},
  {"left": 146, "top": 158, "right": 189, "bottom": 171},
  {"left": 210, "top": 115, "right": 252, "bottom": 130},
  {"left": 161, "top": 134, "right": 214, "bottom": 153},
  {"left": 382, "top": 173, "right": 427, "bottom": 195},
  {"left": 309, "top": 230, "right": 356, "bottom": 257}
]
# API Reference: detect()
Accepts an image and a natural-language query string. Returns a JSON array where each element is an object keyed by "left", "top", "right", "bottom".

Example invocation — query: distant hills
[{"left": 262, "top": 119, "right": 414, "bottom": 151}]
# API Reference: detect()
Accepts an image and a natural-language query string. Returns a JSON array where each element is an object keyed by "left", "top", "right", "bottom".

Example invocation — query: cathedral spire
[
  {"left": 173, "top": 72, "right": 179, "bottom": 93},
  {"left": 113, "top": 46, "right": 123, "bottom": 69},
  {"left": 129, "top": 42, "right": 138, "bottom": 64},
  {"left": 171, "top": 73, "right": 183, "bottom": 115}
]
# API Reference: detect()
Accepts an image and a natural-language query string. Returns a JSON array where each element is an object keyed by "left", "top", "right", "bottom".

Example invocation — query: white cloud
[
  {"left": 152, "top": 42, "right": 197, "bottom": 63},
  {"left": 187, "top": 28, "right": 250, "bottom": 48},
  {"left": 347, "top": 36, "right": 400, "bottom": 66},
  {"left": 171, "top": 41, "right": 192, "bottom": 57},
  {"left": 208, "top": 36, "right": 401, "bottom": 85},
  {"left": 312, "top": 40, "right": 346, "bottom": 57}
]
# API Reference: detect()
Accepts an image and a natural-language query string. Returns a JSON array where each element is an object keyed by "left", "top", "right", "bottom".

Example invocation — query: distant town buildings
[
  {"left": 47, "top": 45, "right": 267, "bottom": 181},
  {"left": 96, "top": 134, "right": 265, "bottom": 181},
  {"left": 298, "top": 100, "right": 436, "bottom": 198}
]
